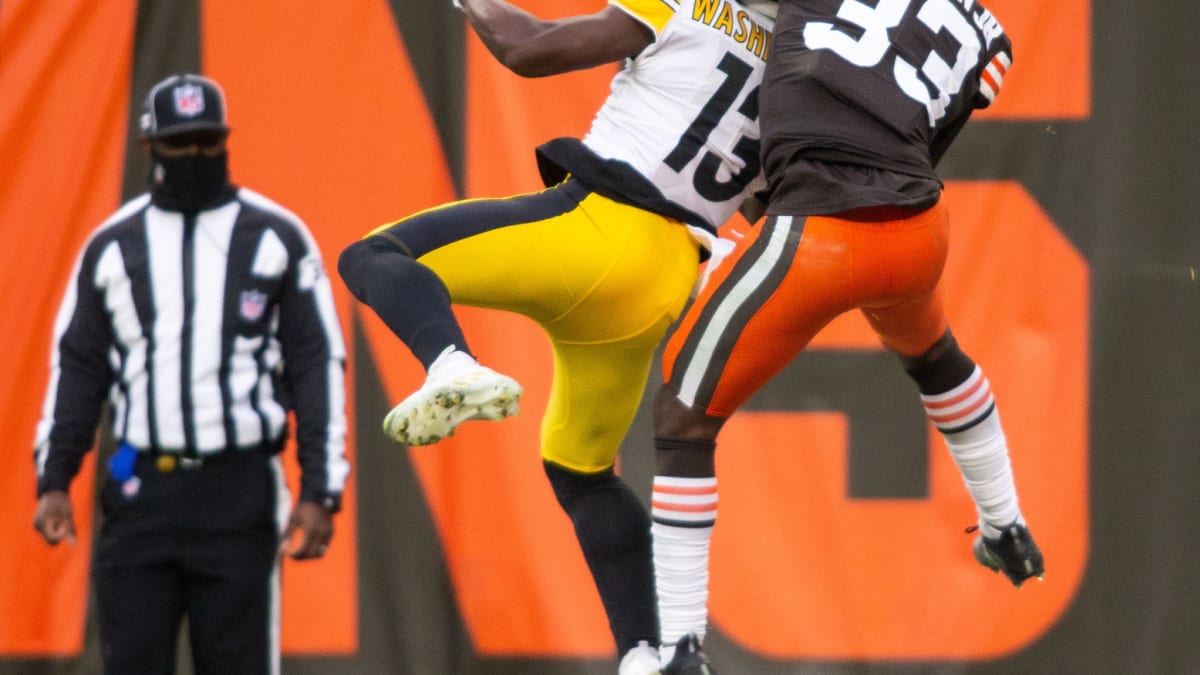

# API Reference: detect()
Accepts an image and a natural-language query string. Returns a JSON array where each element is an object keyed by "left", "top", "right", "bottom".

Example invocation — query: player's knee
[
  {"left": 543, "top": 460, "right": 613, "bottom": 509},
  {"left": 337, "top": 236, "right": 405, "bottom": 299},
  {"left": 336, "top": 238, "right": 371, "bottom": 293},
  {"left": 898, "top": 328, "right": 976, "bottom": 394},
  {"left": 543, "top": 461, "right": 650, "bottom": 553},
  {"left": 655, "top": 436, "right": 715, "bottom": 477},
  {"left": 652, "top": 383, "right": 724, "bottom": 440}
]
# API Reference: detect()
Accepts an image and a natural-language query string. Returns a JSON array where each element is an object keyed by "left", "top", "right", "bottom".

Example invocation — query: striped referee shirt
[{"left": 34, "top": 187, "right": 348, "bottom": 508}]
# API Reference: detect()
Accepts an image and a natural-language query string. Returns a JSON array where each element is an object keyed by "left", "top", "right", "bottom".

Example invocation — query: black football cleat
[
  {"left": 661, "top": 633, "right": 716, "bottom": 675},
  {"left": 974, "top": 522, "right": 1045, "bottom": 588}
]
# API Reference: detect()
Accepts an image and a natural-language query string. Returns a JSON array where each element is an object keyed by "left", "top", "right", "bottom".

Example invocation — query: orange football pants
[{"left": 663, "top": 202, "right": 951, "bottom": 417}]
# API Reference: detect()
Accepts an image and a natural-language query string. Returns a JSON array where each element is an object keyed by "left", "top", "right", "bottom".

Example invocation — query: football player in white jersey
[{"left": 339, "top": 0, "right": 775, "bottom": 672}]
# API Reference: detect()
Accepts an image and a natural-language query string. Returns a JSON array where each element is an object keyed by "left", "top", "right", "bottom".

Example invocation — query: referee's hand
[
  {"left": 34, "top": 490, "right": 77, "bottom": 546},
  {"left": 281, "top": 501, "right": 335, "bottom": 560}
]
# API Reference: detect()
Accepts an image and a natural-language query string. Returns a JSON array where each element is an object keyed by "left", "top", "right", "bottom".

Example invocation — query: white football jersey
[{"left": 583, "top": 0, "right": 774, "bottom": 231}]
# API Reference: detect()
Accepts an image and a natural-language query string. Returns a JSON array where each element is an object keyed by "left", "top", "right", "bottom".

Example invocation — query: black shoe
[
  {"left": 661, "top": 633, "right": 716, "bottom": 675},
  {"left": 973, "top": 522, "right": 1045, "bottom": 588}
]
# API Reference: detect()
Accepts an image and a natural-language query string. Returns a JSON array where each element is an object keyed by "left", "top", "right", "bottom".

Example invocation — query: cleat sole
[{"left": 382, "top": 377, "right": 522, "bottom": 446}]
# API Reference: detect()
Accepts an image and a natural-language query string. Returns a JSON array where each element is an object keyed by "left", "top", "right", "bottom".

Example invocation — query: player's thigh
[
  {"left": 544, "top": 194, "right": 699, "bottom": 343},
  {"left": 535, "top": 201, "right": 698, "bottom": 471},
  {"left": 663, "top": 214, "right": 848, "bottom": 417},
  {"left": 391, "top": 183, "right": 607, "bottom": 323},
  {"left": 540, "top": 323, "right": 669, "bottom": 472},
  {"left": 855, "top": 203, "right": 951, "bottom": 356},
  {"left": 862, "top": 289, "right": 949, "bottom": 356}
]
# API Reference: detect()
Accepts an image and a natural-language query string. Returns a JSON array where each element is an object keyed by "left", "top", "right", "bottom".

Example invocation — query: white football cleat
[
  {"left": 619, "top": 641, "right": 663, "bottom": 675},
  {"left": 383, "top": 346, "right": 522, "bottom": 446}
]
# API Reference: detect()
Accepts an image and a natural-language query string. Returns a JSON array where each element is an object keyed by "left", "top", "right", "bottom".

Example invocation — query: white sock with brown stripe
[
  {"left": 651, "top": 476, "right": 717, "bottom": 664},
  {"left": 922, "top": 366, "right": 1023, "bottom": 538}
]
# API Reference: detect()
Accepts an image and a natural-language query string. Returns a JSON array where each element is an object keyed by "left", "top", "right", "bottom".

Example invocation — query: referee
[{"left": 32, "top": 74, "right": 349, "bottom": 675}]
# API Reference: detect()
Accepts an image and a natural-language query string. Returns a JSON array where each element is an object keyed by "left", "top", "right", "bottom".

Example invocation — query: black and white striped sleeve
[
  {"left": 34, "top": 230, "right": 120, "bottom": 495},
  {"left": 249, "top": 193, "right": 350, "bottom": 512}
]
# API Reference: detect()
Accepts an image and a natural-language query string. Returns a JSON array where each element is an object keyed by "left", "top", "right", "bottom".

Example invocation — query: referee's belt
[{"left": 133, "top": 446, "right": 270, "bottom": 473}]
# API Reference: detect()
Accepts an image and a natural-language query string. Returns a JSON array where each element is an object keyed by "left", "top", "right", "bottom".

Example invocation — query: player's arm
[{"left": 460, "top": 0, "right": 653, "bottom": 77}]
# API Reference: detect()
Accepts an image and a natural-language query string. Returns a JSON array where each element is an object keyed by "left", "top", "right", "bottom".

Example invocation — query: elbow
[
  {"left": 489, "top": 38, "right": 565, "bottom": 77},
  {"left": 499, "top": 52, "right": 556, "bottom": 78}
]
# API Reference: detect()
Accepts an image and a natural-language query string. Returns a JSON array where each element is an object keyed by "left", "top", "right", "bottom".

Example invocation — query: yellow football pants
[{"left": 397, "top": 182, "right": 699, "bottom": 472}]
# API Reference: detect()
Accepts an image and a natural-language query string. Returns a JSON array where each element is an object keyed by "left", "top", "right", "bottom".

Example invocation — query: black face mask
[{"left": 149, "top": 150, "right": 231, "bottom": 212}]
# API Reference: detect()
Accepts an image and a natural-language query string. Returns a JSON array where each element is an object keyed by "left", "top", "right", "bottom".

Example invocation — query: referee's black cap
[{"left": 140, "top": 74, "right": 230, "bottom": 139}]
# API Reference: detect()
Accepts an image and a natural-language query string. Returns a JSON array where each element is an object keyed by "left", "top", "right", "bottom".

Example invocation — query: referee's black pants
[{"left": 92, "top": 450, "right": 283, "bottom": 675}]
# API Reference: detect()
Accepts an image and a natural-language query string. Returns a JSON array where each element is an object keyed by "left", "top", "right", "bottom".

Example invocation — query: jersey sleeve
[
  {"left": 975, "top": 42, "right": 1013, "bottom": 110},
  {"left": 35, "top": 234, "right": 117, "bottom": 495},
  {"left": 279, "top": 228, "right": 349, "bottom": 511},
  {"left": 610, "top": 0, "right": 676, "bottom": 38}
]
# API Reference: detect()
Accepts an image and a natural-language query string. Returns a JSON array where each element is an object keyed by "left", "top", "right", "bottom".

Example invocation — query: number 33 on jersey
[{"left": 798, "top": 0, "right": 1010, "bottom": 126}]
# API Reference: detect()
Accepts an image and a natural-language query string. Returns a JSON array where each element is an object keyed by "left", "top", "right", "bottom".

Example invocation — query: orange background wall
[{"left": 6, "top": 1, "right": 1199, "bottom": 673}]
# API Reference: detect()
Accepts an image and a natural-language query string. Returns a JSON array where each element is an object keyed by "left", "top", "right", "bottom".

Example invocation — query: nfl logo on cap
[
  {"left": 173, "top": 84, "right": 206, "bottom": 117},
  {"left": 140, "top": 73, "right": 229, "bottom": 139}
]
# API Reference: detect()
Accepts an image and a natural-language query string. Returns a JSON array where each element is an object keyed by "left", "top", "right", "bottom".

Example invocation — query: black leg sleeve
[
  {"left": 543, "top": 460, "right": 659, "bottom": 654},
  {"left": 337, "top": 236, "right": 471, "bottom": 368},
  {"left": 655, "top": 436, "right": 716, "bottom": 478},
  {"left": 897, "top": 327, "right": 977, "bottom": 395}
]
